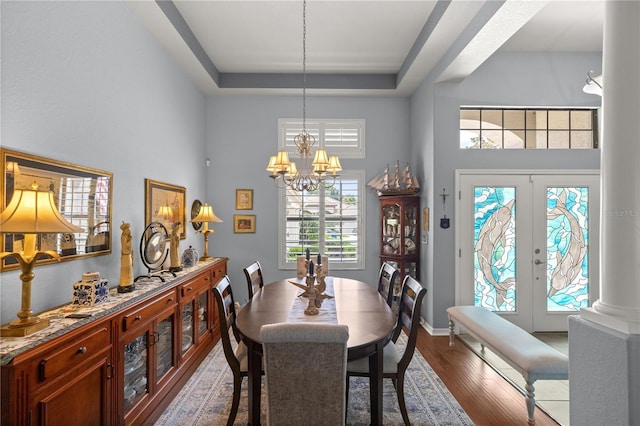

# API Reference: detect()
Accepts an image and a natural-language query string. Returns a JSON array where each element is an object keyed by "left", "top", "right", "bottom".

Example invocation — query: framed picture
[
  {"left": 145, "top": 179, "right": 186, "bottom": 239},
  {"left": 234, "top": 214, "right": 256, "bottom": 233},
  {"left": 235, "top": 189, "right": 253, "bottom": 210},
  {"left": 1, "top": 148, "right": 113, "bottom": 271},
  {"left": 423, "top": 207, "right": 429, "bottom": 232}
]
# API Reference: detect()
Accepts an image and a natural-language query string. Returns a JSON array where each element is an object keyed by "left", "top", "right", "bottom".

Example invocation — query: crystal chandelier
[{"left": 266, "top": 0, "right": 341, "bottom": 192}]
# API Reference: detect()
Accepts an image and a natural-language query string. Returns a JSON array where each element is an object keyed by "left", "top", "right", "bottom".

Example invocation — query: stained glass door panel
[
  {"left": 531, "top": 175, "right": 599, "bottom": 331},
  {"left": 473, "top": 186, "right": 517, "bottom": 311}
]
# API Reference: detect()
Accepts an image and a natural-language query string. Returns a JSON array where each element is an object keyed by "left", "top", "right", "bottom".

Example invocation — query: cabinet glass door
[
  {"left": 181, "top": 302, "right": 194, "bottom": 354},
  {"left": 404, "top": 205, "right": 418, "bottom": 255},
  {"left": 123, "top": 333, "right": 147, "bottom": 413},
  {"left": 382, "top": 203, "right": 401, "bottom": 255},
  {"left": 197, "top": 291, "right": 209, "bottom": 337},
  {"left": 156, "top": 314, "right": 174, "bottom": 381}
]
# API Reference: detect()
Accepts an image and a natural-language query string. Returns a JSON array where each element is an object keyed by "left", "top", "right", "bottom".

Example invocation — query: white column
[{"left": 582, "top": 1, "right": 640, "bottom": 334}]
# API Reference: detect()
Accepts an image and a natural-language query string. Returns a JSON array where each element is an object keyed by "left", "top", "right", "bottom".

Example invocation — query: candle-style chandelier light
[{"left": 266, "top": 0, "right": 341, "bottom": 192}]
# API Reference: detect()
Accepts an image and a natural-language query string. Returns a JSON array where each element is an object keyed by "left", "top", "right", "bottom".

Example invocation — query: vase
[{"left": 181, "top": 246, "right": 199, "bottom": 268}]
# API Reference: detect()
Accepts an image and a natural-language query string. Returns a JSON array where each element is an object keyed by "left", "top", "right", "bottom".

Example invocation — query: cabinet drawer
[
  {"left": 180, "top": 272, "right": 210, "bottom": 298},
  {"left": 122, "top": 290, "right": 177, "bottom": 332},
  {"left": 211, "top": 262, "right": 227, "bottom": 283},
  {"left": 37, "top": 324, "right": 111, "bottom": 383}
]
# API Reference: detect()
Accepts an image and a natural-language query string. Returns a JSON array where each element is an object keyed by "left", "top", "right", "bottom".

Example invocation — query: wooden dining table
[{"left": 235, "top": 277, "right": 396, "bottom": 426}]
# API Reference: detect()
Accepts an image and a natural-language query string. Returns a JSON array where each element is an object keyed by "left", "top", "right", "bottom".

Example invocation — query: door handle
[{"left": 534, "top": 259, "right": 546, "bottom": 265}]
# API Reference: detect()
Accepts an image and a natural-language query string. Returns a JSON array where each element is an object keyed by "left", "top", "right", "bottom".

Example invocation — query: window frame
[
  {"left": 277, "top": 169, "right": 366, "bottom": 270},
  {"left": 278, "top": 118, "right": 366, "bottom": 158},
  {"left": 460, "top": 107, "right": 599, "bottom": 149}
]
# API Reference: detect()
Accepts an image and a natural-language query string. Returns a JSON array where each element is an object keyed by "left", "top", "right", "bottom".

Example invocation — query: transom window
[
  {"left": 460, "top": 108, "right": 599, "bottom": 149},
  {"left": 278, "top": 118, "right": 365, "bottom": 158}
]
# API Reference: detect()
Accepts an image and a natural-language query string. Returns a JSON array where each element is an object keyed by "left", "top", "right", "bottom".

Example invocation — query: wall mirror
[{"left": 1, "top": 148, "right": 113, "bottom": 271}]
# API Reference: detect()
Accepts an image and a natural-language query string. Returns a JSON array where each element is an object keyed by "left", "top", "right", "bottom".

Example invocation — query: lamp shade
[
  {"left": 312, "top": 149, "right": 329, "bottom": 173},
  {"left": 273, "top": 150, "right": 291, "bottom": 174},
  {"left": 0, "top": 184, "right": 84, "bottom": 234},
  {"left": 326, "top": 155, "right": 342, "bottom": 175},
  {"left": 192, "top": 204, "right": 223, "bottom": 223},
  {"left": 157, "top": 204, "right": 174, "bottom": 221}
]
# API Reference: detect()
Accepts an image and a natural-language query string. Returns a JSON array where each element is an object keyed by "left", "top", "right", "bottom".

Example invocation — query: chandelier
[{"left": 266, "top": 0, "right": 341, "bottom": 192}]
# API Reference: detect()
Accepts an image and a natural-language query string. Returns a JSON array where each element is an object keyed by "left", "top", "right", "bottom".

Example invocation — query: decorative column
[
  {"left": 570, "top": 2, "right": 640, "bottom": 425},
  {"left": 580, "top": 0, "right": 640, "bottom": 335}
]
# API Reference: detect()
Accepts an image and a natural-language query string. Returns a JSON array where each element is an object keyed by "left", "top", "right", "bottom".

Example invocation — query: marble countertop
[{"left": 0, "top": 259, "right": 223, "bottom": 365}]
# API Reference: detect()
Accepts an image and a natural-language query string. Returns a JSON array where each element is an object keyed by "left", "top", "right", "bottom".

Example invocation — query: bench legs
[
  {"left": 525, "top": 379, "right": 537, "bottom": 425},
  {"left": 448, "top": 319, "right": 456, "bottom": 347}
]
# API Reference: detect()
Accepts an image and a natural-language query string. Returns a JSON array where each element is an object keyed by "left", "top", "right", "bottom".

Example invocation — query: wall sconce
[
  {"left": 0, "top": 182, "right": 84, "bottom": 336},
  {"left": 583, "top": 70, "right": 603, "bottom": 96},
  {"left": 190, "top": 203, "right": 222, "bottom": 261}
]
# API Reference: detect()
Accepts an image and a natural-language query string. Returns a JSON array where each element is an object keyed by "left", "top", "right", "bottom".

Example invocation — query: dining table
[{"left": 235, "top": 276, "right": 396, "bottom": 426}]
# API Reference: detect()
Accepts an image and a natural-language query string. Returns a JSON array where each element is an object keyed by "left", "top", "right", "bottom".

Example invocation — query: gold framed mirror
[{"left": 1, "top": 148, "right": 113, "bottom": 271}]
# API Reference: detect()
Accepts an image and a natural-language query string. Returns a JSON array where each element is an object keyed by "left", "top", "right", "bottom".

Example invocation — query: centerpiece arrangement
[{"left": 289, "top": 249, "right": 332, "bottom": 315}]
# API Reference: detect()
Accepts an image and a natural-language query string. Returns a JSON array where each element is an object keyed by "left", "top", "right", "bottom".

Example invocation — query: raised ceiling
[{"left": 126, "top": 0, "right": 604, "bottom": 96}]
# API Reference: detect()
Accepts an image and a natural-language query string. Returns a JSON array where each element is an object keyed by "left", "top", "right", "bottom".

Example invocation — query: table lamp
[
  {"left": 190, "top": 203, "right": 222, "bottom": 261},
  {"left": 0, "top": 182, "right": 84, "bottom": 336}
]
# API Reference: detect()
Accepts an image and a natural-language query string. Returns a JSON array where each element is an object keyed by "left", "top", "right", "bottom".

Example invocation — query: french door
[{"left": 456, "top": 171, "right": 600, "bottom": 332}]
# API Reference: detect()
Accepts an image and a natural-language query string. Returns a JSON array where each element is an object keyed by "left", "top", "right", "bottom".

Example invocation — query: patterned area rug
[{"left": 156, "top": 333, "right": 474, "bottom": 425}]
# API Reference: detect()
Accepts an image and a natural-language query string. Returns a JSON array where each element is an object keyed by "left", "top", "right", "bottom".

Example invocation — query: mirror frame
[{"left": 1, "top": 148, "right": 113, "bottom": 271}]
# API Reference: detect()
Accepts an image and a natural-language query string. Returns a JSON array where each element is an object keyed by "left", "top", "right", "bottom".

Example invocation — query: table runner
[{"left": 287, "top": 277, "right": 337, "bottom": 323}]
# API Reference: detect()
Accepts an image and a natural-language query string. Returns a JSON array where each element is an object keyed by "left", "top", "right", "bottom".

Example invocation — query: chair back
[
  {"left": 377, "top": 262, "right": 400, "bottom": 307},
  {"left": 243, "top": 261, "right": 264, "bottom": 300},
  {"left": 260, "top": 323, "right": 349, "bottom": 426},
  {"left": 392, "top": 275, "right": 427, "bottom": 369},
  {"left": 213, "top": 275, "right": 241, "bottom": 371}
]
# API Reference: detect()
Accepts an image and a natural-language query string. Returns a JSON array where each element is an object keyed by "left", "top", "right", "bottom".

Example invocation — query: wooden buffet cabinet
[{"left": 1, "top": 258, "right": 227, "bottom": 426}]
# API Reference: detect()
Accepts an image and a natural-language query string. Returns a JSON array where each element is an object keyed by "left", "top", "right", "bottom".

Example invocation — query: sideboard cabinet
[{"left": 1, "top": 258, "right": 227, "bottom": 426}]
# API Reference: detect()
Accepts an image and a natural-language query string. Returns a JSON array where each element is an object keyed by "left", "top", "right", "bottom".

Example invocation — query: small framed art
[
  {"left": 234, "top": 214, "right": 256, "bottom": 233},
  {"left": 235, "top": 189, "right": 253, "bottom": 210}
]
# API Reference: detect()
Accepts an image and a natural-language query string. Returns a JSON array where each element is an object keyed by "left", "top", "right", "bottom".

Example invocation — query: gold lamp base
[{"left": 1, "top": 317, "right": 50, "bottom": 337}]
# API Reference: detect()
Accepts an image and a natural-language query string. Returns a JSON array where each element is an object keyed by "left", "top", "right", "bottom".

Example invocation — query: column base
[{"left": 580, "top": 303, "right": 640, "bottom": 334}]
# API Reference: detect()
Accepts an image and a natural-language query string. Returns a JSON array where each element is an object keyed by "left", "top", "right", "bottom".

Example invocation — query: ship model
[{"left": 367, "top": 161, "right": 420, "bottom": 196}]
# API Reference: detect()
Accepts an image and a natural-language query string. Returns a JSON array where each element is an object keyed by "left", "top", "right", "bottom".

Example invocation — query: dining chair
[
  {"left": 260, "top": 322, "right": 349, "bottom": 426},
  {"left": 213, "top": 275, "right": 248, "bottom": 426},
  {"left": 378, "top": 262, "right": 400, "bottom": 308},
  {"left": 346, "top": 275, "right": 427, "bottom": 426},
  {"left": 243, "top": 261, "right": 264, "bottom": 300}
]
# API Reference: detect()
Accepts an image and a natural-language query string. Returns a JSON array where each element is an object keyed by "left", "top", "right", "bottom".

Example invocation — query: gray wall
[
  {"left": 1, "top": 1, "right": 207, "bottom": 324},
  {"left": 204, "top": 95, "right": 410, "bottom": 303},
  {"left": 412, "top": 51, "right": 602, "bottom": 330}
]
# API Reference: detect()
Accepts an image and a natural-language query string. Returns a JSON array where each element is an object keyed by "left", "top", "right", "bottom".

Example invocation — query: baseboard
[{"left": 420, "top": 319, "right": 450, "bottom": 336}]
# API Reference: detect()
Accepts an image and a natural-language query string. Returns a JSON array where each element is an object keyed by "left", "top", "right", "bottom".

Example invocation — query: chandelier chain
[{"left": 302, "top": 0, "right": 307, "bottom": 132}]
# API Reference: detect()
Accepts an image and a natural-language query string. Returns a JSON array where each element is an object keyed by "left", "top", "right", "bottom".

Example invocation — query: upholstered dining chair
[
  {"left": 378, "top": 262, "right": 400, "bottom": 308},
  {"left": 243, "top": 261, "right": 264, "bottom": 300},
  {"left": 346, "top": 275, "right": 427, "bottom": 426},
  {"left": 260, "top": 323, "right": 349, "bottom": 426},
  {"left": 213, "top": 275, "right": 248, "bottom": 426}
]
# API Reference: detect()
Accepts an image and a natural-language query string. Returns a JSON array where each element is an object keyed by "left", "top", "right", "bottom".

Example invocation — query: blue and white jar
[{"left": 181, "top": 246, "right": 199, "bottom": 268}]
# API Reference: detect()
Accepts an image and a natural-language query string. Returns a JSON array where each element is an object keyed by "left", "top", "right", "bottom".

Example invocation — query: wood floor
[{"left": 415, "top": 326, "right": 559, "bottom": 426}]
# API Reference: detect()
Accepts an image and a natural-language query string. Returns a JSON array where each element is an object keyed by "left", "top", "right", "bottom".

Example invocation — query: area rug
[{"left": 156, "top": 333, "right": 474, "bottom": 425}]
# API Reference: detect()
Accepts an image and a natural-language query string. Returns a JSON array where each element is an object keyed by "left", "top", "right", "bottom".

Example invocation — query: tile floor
[{"left": 459, "top": 333, "right": 569, "bottom": 426}]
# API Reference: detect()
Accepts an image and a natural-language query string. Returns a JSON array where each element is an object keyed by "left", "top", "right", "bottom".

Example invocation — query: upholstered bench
[{"left": 447, "top": 305, "right": 568, "bottom": 425}]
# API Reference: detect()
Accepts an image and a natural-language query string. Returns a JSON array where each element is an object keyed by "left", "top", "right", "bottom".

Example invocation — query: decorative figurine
[
  {"left": 169, "top": 221, "right": 182, "bottom": 272},
  {"left": 118, "top": 222, "right": 135, "bottom": 293},
  {"left": 289, "top": 252, "right": 333, "bottom": 315}
]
